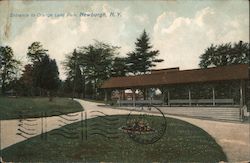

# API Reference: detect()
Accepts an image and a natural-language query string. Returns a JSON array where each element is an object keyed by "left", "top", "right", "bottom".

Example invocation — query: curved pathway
[{"left": 166, "top": 115, "right": 250, "bottom": 162}]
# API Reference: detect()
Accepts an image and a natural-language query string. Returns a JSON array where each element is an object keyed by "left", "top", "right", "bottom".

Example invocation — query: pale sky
[{"left": 0, "top": 0, "right": 249, "bottom": 79}]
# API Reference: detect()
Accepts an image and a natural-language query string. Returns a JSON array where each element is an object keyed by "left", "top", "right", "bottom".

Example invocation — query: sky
[{"left": 0, "top": 0, "right": 249, "bottom": 79}]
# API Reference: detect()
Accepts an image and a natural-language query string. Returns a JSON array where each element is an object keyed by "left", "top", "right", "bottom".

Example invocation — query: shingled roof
[{"left": 101, "top": 64, "right": 249, "bottom": 89}]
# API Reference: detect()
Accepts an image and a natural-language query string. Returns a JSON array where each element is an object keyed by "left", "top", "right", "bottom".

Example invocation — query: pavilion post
[
  {"left": 149, "top": 88, "right": 152, "bottom": 106},
  {"left": 132, "top": 89, "right": 136, "bottom": 107},
  {"left": 143, "top": 88, "right": 147, "bottom": 100},
  {"left": 167, "top": 90, "right": 170, "bottom": 106},
  {"left": 118, "top": 90, "right": 121, "bottom": 107},
  {"left": 212, "top": 87, "right": 215, "bottom": 106},
  {"left": 145, "top": 88, "right": 148, "bottom": 100},
  {"left": 240, "top": 80, "right": 243, "bottom": 107},
  {"left": 150, "top": 97, "right": 152, "bottom": 106},
  {"left": 122, "top": 89, "right": 125, "bottom": 100},
  {"left": 104, "top": 89, "right": 108, "bottom": 105},
  {"left": 161, "top": 87, "right": 165, "bottom": 106},
  {"left": 188, "top": 88, "right": 191, "bottom": 106}
]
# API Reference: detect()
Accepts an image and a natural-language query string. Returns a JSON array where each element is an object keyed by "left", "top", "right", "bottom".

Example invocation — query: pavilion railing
[{"left": 117, "top": 98, "right": 235, "bottom": 106}]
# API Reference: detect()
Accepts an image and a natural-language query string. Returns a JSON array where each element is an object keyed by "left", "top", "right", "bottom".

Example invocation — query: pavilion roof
[{"left": 101, "top": 64, "right": 249, "bottom": 89}]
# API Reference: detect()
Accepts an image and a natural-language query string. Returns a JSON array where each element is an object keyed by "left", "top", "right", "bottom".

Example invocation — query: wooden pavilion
[{"left": 101, "top": 64, "right": 249, "bottom": 108}]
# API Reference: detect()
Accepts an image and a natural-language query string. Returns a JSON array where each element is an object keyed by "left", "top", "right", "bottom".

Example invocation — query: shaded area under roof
[{"left": 101, "top": 64, "right": 249, "bottom": 89}]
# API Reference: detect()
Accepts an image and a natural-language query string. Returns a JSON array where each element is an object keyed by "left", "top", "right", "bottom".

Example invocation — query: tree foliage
[
  {"left": 79, "top": 41, "right": 118, "bottom": 82},
  {"left": 199, "top": 41, "right": 250, "bottom": 68},
  {"left": 21, "top": 64, "right": 33, "bottom": 86},
  {"left": 18, "top": 64, "right": 34, "bottom": 96},
  {"left": 39, "top": 55, "right": 60, "bottom": 92},
  {"left": 111, "top": 57, "right": 127, "bottom": 77},
  {"left": 27, "top": 42, "right": 48, "bottom": 63},
  {"left": 126, "top": 30, "right": 163, "bottom": 75},
  {"left": 63, "top": 41, "right": 119, "bottom": 99},
  {"left": 26, "top": 42, "right": 60, "bottom": 98},
  {"left": 0, "top": 46, "right": 20, "bottom": 94},
  {"left": 27, "top": 42, "right": 48, "bottom": 90},
  {"left": 63, "top": 49, "right": 84, "bottom": 98}
]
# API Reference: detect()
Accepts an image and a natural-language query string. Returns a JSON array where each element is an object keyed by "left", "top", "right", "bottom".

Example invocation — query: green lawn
[
  {"left": 1, "top": 115, "right": 227, "bottom": 162},
  {"left": 0, "top": 97, "right": 83, "bottom": 120}
]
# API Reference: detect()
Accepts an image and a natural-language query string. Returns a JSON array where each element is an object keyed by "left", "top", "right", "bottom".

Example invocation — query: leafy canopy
[
  {"left": 0, "top": 46, "right": 20, "bottom": 94},
  {"left": 27, "top": 42, "right": 60, "bottom": 93},
  {"left": 199, "top": 41, "right": 249, "bottom": 68}
]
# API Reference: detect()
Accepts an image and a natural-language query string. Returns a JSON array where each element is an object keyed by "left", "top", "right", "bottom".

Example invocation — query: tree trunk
[
  {"left": 30, "top": 86, "right": 34, "bottom": 97},
  {"left": 48, "top": 91, "right": 53, "bottom": 102},
  {"left": 39, "top": 88, "right": 42, "bottom": 96},
  {"left": 93, "top": 79, "right": 97, "bottom": 99},
  {"left": 82, "top": 75, "right": 85, "bottom": 99},
  {"left": 1, "top": 81, "right": 5, "bottom": 95},
  {"left": 72, "top": 78, "right": 76, "bottom": 100},
  {"left": 1, "top": 74, "right": 6, "bottom": 95}
]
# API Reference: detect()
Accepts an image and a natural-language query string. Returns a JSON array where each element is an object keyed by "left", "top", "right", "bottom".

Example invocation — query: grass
[
  {"left": 1, "top": 115, "right": 227, "bottom": 162},
  {"left": 0, "top": 97, "right": 83, "bottom": 120}
]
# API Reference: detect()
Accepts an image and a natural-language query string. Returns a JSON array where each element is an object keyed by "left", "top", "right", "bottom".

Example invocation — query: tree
[
  {"left": 111, "top": 57, "right": 128, "bottom": 77},
  {"left": 199, "top": 41, "right": 250, "bottom": 68},
  {"left": 27, "top": 42, "right": 48, "bottom": 63},
  {"left": 19, "top": 64, "right": 34, "bottom": 96},
  {"left": 27, "top": 42, "right": 48, "bottom": 95},
  {"left": 63, "top": 41, "right": 119, "bottom": 99},
  {"left": 0, "top": 46, "right": 20, "bottom": 95},
  {"left": 63, "top": 49, "right": 85, "bottom": 99},
  {"left": 26, "top": 42, "right": 60, "bottom": 99},
  {"left": 60, "top": 77, "right": 73, "bottom": 96},
  {"left": 0, "top": 51, "right": 3, "bottom": 69},
  {"left": 126, "top": 30, "right": 163, "bottom": 75},
  {"left": 78, "top": 41, "right": 119, "bottom": 99},
  {"left": 39, "top": 55, "right": 60, "bottom": 101}
]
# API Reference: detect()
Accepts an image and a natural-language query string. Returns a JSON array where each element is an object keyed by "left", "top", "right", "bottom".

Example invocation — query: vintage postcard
[{"left": 0, "top": 0, "right": 249, "bottom": 162}]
